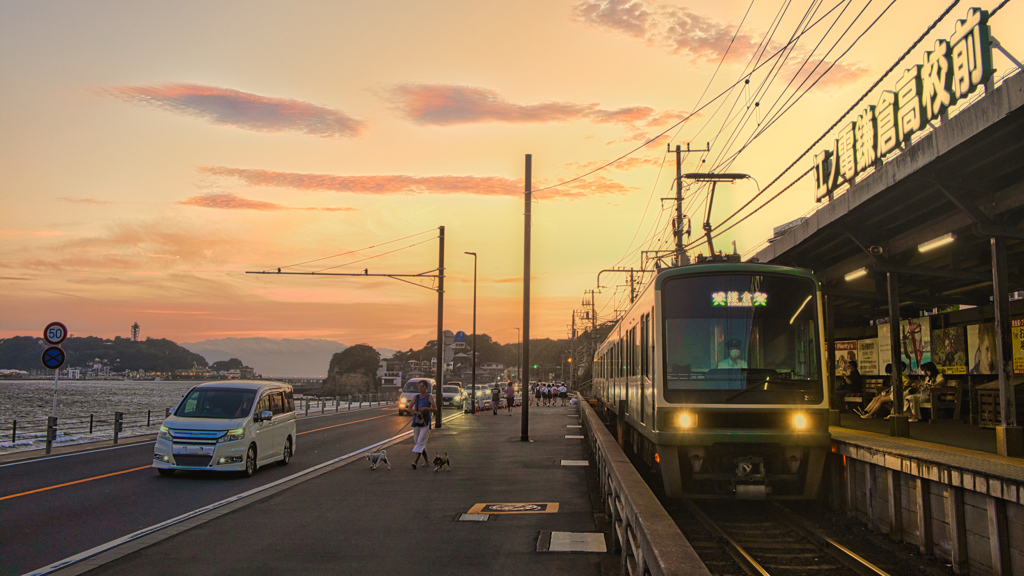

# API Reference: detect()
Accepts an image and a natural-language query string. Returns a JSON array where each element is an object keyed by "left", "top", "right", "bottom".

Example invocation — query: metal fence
[{"left": 578, "top": 395, "right": 710, "bottom": 576}]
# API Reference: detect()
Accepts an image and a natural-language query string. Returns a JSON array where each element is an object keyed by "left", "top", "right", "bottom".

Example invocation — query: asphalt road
[{"left": 0, "top": 405, "right": 412, "bottom": 576}]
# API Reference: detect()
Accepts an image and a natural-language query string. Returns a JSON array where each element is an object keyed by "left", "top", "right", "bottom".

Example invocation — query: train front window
[{"left": 662, "top": 273, "right": 822, "bottom": 405}]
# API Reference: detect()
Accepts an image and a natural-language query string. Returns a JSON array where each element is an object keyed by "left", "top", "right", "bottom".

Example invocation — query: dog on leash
[
  {"left": 432, "top": 452, "right": 451, "bottom": 472},
  {"left": 366, "top": 449, "right": 390, "bottom": 470}
]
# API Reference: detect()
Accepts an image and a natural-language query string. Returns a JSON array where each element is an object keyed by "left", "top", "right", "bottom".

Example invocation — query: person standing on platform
[
  {"left": 905, "top": 361, "right": 946, "bottom": 422},
  {"left": 410, "top": 380, "right": 436, "bottom": 469}
]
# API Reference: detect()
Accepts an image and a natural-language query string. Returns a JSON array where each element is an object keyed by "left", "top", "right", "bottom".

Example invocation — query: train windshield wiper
[{"left": 724, "top": 379, "right": 767, "bottom": 402}]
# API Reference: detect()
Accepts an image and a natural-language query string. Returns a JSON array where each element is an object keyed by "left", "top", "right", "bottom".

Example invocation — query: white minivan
[
  {"left": 153, "top": 380, "right": 297, "bottom": 477},
  {"left": 397, "top": 378, "right": 435, "bottom": 416}
]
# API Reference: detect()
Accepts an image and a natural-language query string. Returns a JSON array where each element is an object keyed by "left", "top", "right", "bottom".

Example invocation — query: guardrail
[{"left": 578, "top": 395, "right": 710, "bottom": 576}]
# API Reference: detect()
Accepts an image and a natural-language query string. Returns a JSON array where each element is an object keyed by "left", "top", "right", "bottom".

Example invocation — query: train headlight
[
  {"left": 679, "top": 412, "right": 697, "bottom": 429},
  {"left": 793, "top": 413, "right": 808, "bottom": 430}
]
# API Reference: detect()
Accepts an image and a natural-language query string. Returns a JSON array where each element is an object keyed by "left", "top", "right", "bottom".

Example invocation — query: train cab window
[{"left": 661, "top": 273, "right": 823, "bottom": 405}]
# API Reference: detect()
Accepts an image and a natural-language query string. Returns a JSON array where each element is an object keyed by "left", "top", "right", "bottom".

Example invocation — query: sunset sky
[{"left": 2, "top": 0, "right": 1021, "bottom": 352}]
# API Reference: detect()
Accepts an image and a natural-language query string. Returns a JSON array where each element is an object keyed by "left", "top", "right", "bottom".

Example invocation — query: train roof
[{"left": 653, "top": 262, "right": 818, "bottom": 290}]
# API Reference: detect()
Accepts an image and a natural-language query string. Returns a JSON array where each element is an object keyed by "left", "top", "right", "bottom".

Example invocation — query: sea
[{"left": 0, "top": 379, "right": 197, "bottom": 455}]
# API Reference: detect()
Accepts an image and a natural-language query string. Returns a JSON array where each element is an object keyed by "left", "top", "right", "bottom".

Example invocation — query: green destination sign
[{"left": 813, "top": 7, "right": 994, "bottom": 201}]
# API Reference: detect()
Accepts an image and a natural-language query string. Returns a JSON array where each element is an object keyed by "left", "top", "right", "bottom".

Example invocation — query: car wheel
[
  {"left": 243, "top": 444, "right": 257, "bottom": 477},
  {"left": 157, "top": 468, "right": 175, "bottom": 477},
  {"left": 277, "top": 438, "right": 292, "bottom": 466}
]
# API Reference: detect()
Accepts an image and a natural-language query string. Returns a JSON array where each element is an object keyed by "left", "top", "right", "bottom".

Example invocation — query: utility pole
[
  {"left": 521, "top": 154, "right": 531, "bottom": 442},
  {"left": 435, "top": 226, "right": 445, "bottom": 428},
  {"left": 670, "top": 142, "right": 708, "bottom": 267}
]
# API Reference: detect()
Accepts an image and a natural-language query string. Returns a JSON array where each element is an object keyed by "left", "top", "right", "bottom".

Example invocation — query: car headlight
[
  {"left": 399, "top": 398, "right": 407, "bottom": 406},
  {"left": 793, "top": 413, "right": 808, "bottom": 430},
  {"left": 218, "top": 429, "right": 245, "bottom": 443},
  {"left": 679, "top": 412, "right": 697, "bottom": 429},
  {"left": 158, "top": 426, "right": 171, "bottom": 441}
]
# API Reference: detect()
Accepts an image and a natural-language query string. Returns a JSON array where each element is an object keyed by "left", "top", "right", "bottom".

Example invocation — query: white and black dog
[{"left": 365, "top": 449, "right": 390, "bottom": 470}]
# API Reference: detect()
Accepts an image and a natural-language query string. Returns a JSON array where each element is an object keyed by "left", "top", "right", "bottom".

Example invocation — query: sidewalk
[{"left": 49, "top": 402, "right": 617, "bottom": 576}]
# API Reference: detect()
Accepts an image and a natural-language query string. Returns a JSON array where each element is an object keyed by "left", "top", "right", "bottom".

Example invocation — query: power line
[{"left": 273, "top": 227, "right": 437, "bottom": 271}]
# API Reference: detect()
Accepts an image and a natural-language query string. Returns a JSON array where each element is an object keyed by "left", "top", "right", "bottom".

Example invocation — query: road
[{"left": 0, "top": 405, "right": 412, "bottom": 576}]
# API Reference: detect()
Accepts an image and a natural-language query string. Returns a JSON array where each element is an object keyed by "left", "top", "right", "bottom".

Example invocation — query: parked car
[
  {"left": 153, "top": 380, "right": 296, "bottom": 478},
  {"left": 441, "top": 385, "right": 465, "bottom": 409},
  {"left": 397, "top": 378, "right": 436, "bottom": 416}
]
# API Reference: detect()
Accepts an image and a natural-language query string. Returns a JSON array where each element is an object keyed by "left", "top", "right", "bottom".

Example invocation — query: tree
[
  {"left": 321, "top": 344, "right": 380, "bottom": 395},
  {"left": 210, "top": 358, "right": 246, "bottom": 372}
]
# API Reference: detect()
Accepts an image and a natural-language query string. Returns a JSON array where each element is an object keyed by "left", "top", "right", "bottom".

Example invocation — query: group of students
[
  {"left": 837, "top": 360, "right": 947, "bottom": 422},
  {"left": 533, "top": 383, "right": 568, "bottom": 406}
]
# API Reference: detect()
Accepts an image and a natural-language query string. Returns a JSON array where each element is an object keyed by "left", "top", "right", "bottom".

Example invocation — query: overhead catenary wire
[
  {"left": 271, "top": 227, "right": 437, "bottom": 271},
  {"left": 696, "top": 0, "right": 962, "bottom": 245}
]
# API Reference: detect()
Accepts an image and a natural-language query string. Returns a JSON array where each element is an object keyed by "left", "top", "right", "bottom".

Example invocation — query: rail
[{"left": 578, "top": 395, "right": 711, "bottom": 576}]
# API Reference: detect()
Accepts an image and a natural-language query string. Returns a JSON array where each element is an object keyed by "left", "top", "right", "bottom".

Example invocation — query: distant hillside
[
  {"left": 180, "top": 337, "right": 365, "bottom": 378},
  {"left": 0, "top": 336, "right": 207, "bottom": 372}
]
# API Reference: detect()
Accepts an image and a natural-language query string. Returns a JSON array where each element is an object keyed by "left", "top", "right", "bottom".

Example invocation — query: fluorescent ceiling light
[
  {"left": 844, "top": 267, "right": 868, "bottom": 281},
  {"left": 918, "top": 232, "right": 956, "bottom": 252}
]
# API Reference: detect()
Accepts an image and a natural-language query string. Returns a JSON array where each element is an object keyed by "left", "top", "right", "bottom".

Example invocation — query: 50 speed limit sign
[{"left": 44, "top": 322, "right": 68, "bottom": 345}]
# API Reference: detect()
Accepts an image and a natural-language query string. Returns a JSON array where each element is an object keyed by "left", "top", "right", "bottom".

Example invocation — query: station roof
[{"left": 751, "top": 72, "right": 1024, "bottom": 327}]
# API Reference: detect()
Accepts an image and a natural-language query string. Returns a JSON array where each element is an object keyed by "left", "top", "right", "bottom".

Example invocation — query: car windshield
[
  {"left": 176, "top": 388, "right": 256, "bottom": 419},
  {"left": 443, "top": 386, "right": 460, "bottom": 394},
  {"left": 403, "top": 381, "right": 428, "bottom": 392},
  {"left": 662, "top": 273, "right": 824, "bottom": 405}
]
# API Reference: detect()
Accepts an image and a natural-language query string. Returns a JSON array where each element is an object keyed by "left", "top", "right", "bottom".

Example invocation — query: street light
[{"left": 465, "top": 252, "right": 477, "bottom": 412}]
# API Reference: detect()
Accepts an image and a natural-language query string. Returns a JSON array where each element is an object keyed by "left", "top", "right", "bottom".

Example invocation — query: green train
[{"left": 592, "top": 262, "right": 831, "bottom": 499}]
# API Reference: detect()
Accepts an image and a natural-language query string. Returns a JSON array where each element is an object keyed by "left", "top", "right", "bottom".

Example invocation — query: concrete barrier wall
[
  {"left": 578, "top": 397, "right": 710, "bottom": 576},
  {"left": 833, "top": 443, "right": 1024, "bottom": 576}
]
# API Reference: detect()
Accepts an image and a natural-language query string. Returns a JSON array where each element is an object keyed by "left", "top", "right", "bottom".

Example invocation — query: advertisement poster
[
  {"left": 900, "top": 317, "right": 931, "bottom": 375},
  {"left": 930, "top": 326, "right": 967, "bottom": 375},
  {"left": 1013, "top": 318, "right": 1024, "bottom": 375},
  {"left": 858, "top": 339, "right": 879, "bottom": 375},
  {"left": 834, "top": 341, "right": 857, "bottom": 376},
  {"left": 877, "top": 323, "right": 891, "bottom": 372},
  {"left": 967, "top": 323, "right": 997, "bottom": 375}
]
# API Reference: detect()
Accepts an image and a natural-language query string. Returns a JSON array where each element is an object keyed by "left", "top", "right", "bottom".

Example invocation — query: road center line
[
  {"left": 0, "top": 465, "right": 151, "bottom": 501},
  {"left": 298, "top": 413, "right": 392, "bottom": 434}
]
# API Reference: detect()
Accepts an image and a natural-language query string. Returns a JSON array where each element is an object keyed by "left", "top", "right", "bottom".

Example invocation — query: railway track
[{"left": 661, "top": 499, "right": 951, "bottom": 576}]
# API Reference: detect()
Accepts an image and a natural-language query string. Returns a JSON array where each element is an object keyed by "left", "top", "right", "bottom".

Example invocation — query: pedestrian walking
[
  {"left": 409, "top": 380, "right": 436, "bottom": 469},
  {"left": 558, "top": 383, "right": 568, "bottom": 406},
  {"left": 505, "top": 382, "right": 516, "bottom": 414},
  {"left": 533, "top": 384, "right": 541, "bottom": 406},
  {"left": 491, "top": 384, "right": 501, "bottom": 415}
]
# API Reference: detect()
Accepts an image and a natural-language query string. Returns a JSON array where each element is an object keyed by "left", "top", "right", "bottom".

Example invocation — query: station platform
[{"left": 45, "top": 403, "right": 618, "bottom": 576}]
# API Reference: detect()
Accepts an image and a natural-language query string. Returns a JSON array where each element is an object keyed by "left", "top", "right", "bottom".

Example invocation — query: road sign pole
[{"left": 52, "top": 368, "right": 59, "bottom": 417}]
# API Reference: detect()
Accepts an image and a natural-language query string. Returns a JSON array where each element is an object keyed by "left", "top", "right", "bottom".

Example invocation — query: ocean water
[{"left": 0, "top": 379, "right": 196, "bottom": 454}]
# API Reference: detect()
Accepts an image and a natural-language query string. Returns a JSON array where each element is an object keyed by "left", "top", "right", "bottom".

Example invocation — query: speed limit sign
[{"left": 44, "top": 322, "right": 68, "bottom": 345}]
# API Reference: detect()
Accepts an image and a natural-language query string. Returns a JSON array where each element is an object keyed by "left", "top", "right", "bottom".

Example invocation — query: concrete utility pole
[
  {"left": 435, "top": 226, "right": 445, "bottom": 428},
  {"left": 465, "top": 251, "right": 477, "bottom": 413},
  {"left": 522, "top": 154, "right": 531, "bottom": 442},
  {"left": 669, "top": 142, "right": 708, "bottom": 266}
]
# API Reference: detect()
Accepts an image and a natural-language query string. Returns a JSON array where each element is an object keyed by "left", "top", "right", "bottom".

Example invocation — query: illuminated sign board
[
  {"left": 813, "top": 8, "right": 994, "bottom": 201},
  {"left": 712, "top": 291, "right": 768, "bottom": 307}
]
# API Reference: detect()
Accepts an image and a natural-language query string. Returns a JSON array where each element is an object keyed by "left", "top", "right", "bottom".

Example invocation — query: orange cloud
[
  {"left": 387, "top": 84, "right": 688, "bottom": 130},
  {"left": 105, "top": 83, "right": 367, "bottom": 138},
  {"left": 200, "top": 166, "right": 633, "bottom": 200},
  {"left": 60, "top": 197, "right": 114, "bottom": 205},
  {"left": 180, "top": 193, "right": 359, "bottom": 212}
]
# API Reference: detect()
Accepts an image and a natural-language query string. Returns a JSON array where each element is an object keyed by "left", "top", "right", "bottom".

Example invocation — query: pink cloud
[
  {"left": 180, "top": 193, "right": 358, "bottom": 212},
  {"left": 200, "top": 166, "right": 632, "bottom": 200},
  {"left": 573, "top": 1, "right": 867, "bottom": 88},
  {"left": 105, "top": 83, "right": 366, "bottom": 138},
  {"left": 387, "top": 84, "right": 688, "bottom": 130}
]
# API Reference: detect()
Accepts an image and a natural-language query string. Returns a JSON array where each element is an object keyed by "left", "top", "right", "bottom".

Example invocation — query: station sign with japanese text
[{"left": 814, "top": 8, "right": 994, "bottom": 201}]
